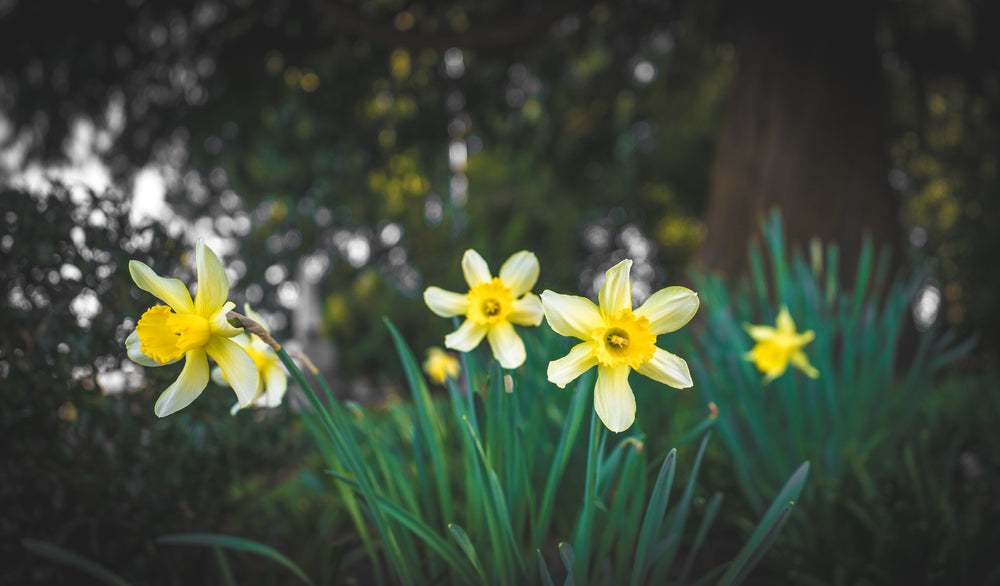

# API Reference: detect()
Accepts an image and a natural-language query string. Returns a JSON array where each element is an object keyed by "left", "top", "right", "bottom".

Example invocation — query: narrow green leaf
[
  {"left": 448, "top": 524, "right": 489, "bottom": 586},
  {"left": 22, "top": 539, "right": 133, "bottom": 586},
  {"left": 678, "top": 492, "right": 725, "bottom": 584},
  {"left": 716, "top": 461, "right": 810, "bottom": 586},
  {"left": 384, "top": 317, "right": 453, "bottom": 525},
  {"left": 213, "top": 547, "right": 237, "bottom": 586},
  {"left": 156, "top": 533, "right": 314, "bottom": 586},
  {"left": 538, "top": 550, "right": 557, "bottom": 586},
  {"left": 630, "top": 449, "right": 677, "bottom": 586},
  {"left": 560, "top": 542, "right": 577, "bottom": 586},
  {"left": 653, "top": 432, "right": 712, "bottom": 581}
]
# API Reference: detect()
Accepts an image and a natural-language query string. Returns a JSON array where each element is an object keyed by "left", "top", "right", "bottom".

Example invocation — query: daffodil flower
[
  {"left": 125, "top": 240, "right": 259, "bottom": 417},
  {"left": 211, "top": 305, "right": 288, "bottom": 414},
  {"left": 744, "top": 306, "right": 819, "bottom": 383},
  {"left": 423, "top": 249, "right": 544, "bottom": 369},
  {"left": 540, "top": 259, "right": 699, "bottom": 433},
  {"left": 423, "top": 346, "right": 461, "bottom": 385}
]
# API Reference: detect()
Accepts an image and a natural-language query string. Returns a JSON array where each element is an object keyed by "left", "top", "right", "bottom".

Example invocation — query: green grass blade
[
  {"left": 652, "top": 431, "right": 712, "bottom": 580},
  {"left": 716, "top": 461, "right": 810, "bottom": 586},
  {"left": 560, "top": 542, "right": 577, "bottom": 586},
  {"left": 156, "top": 533, "right": 315, "bottom": 586},
  {"left": 328, "top": 472, "right": 480, "bottom": 584},
  {"left": 572, "top": 407, "right": 602, "bottom": 585},
  {"left": 384, "top": 318, "right": 453, "bottom": 525},
  {"left": 533, "top": 370, "right": 593, "bottom": 548},
  {"left": 22, "top": 538, "right": 134, "bottom": 586},
  {"left": 630, "top": 449, "right": 677, "bottom": 586},
  {"left": 538, "top": 550, "right": 557, "bottom": 586},
  {"left": 678, "top": 492, "right": 725, "bottom": 583},
  {"left": 448, "top": 523, "right": 489, "bottom": 586},
  {"left": 213, "top": 547, "right": 237, "bottom": 586}
]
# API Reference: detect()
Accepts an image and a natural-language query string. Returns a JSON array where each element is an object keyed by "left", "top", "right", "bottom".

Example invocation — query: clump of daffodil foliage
[
  {"left": 111, "top": 241, "right": 808, "bottom": 586},
  {"left": 679, "top": 211, "right": 976, "bottom": 584}
]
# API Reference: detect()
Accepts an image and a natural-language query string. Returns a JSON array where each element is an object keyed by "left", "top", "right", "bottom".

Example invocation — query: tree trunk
[{"left": 700, "top": 1, "right": 901, "bottom": 280}]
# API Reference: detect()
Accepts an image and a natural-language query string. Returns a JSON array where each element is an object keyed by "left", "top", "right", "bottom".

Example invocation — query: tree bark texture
[{"left": 700, "top": 1, "right": 902, "bottom": 281}]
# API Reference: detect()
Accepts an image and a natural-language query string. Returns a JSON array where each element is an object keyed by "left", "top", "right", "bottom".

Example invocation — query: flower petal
[
  {"left": 599, "top": 259, "right": 633, "bottom": 316},
  {"left": 445, "top": 319, "right": 488, "bottom": 352},
  {"left": 210, "top": 301, "right": 243, "bottom": 338},
  {"left": 487, "top": 320, "right": 526, "bottom": 369},
  {"left": 424, "top": 286, "right": 470, "bottom": 318},
  {"left": 635, "top": 347, "right": 693, "bottom": 389},
  {"left": 154, "top": 348, "right": 209, "bottom": 417},
  {"left": 790, "top": 350, "right": 819, "bottom": 379},
  {"left": 207, "top": 336, "right": 260, "bottom": 407},
  {"left": 540, "top": 290, "right": 604, "bottom": 340},
  {"left": 499, "top": 251, "right": 540, "bottom": 297},
  {"left": 243, "top": 303, "right": 270, "bottom": 332},
  {"left": 263, "top": 365, "right": 289, "bottom": 407},
  {"left": 508, "top": 293, "right": 543, "bottom": 326},
  {"left": 743, "top": 323, "right": 778, "bottom": 341},
  {"left": 194, "top": 240, "right": 230, "bottom": 317},
  {"left": 462, "top": 249, "right": 493, "bottom": 287},
  {"left": 547, "top": 341, "right": 598, "bottom": 388},
  {"left": 594, "top": 365, "right": 636, "bottom": 433},
  {"left": 634, "top": 287, "right": 699, "bottom": 335},
  {"left": 775, "top": 306, "right": 798, "bottom": 335},
  {"left": 128, "top": 260, "right": 194, "bottom": 314},
  {"left": 126, "top": 330, "right": 177, "bottom": 367}
]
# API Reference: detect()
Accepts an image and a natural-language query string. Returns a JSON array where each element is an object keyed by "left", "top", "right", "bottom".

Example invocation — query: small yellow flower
[
  {"left": 540, "top": 259, "right": 699, "bottom": 433},
  {"left": 126, "top": 240, "right": 259, "bottom": 417},
  {"left": 423, "top": 347, "right": 460, "bottom": 384},
  {"left": 423, "top": 249, "right": 544, "bottom": 369},
  {"left": 744, "top": 306, "right": 819, "bottom": 383},
  {"left": 211, "top": 305, "right": 288, "bottom": 414}
]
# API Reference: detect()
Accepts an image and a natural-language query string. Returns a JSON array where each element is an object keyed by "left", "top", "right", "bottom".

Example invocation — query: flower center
[
  {"left": 592, "top": 309, "right": 656, "bottom": 368},
  {"left": 466, "top": 278, "right": 513, "bottom": 325},
  {"left": 136, "top": 305, "right": 212, "bottom": 364}
]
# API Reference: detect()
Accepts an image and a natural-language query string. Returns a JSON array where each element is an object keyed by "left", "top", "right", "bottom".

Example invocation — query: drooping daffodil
[
  {"left": 423, "top": 249, "right": 544, "bottom": 369},
  {"left": 211, "top": 304, "right": 288, "bottom": 414},
  {"left": 541, "top": 259, "right": 699, "bottom": 433},
  {"left": 423, "top": 346, "right": 461, "bottom": 385},
  {"left": 744, "top": 306, "right": 819, "bottom": 383},
  {"left": 126, "top": 240, "right": 259, "bottom": 417}
]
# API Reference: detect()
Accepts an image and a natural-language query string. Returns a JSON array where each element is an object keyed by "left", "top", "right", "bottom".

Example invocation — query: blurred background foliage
[{"left": 2, "top": 0, "right": 999, "bottom": 584}]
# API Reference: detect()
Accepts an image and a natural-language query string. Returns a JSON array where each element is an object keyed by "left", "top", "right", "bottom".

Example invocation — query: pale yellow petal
[
  {"left": 487, "top": 320, "right": 526, "bottom": 369},
  {"left": 598, "top": 259, "right": 632, "bottom": 316},
  {"left": 194, "top": 240, "right": 230, "bottom": 316},
  {"left": 263, "top": 364, "right": 288, "bottom": 406},
  {"left": 635, "top": 347, "right": 693, "bottom": 389},
  {"left": 634, "top": 287, "right": 699, "bottom": 335},
  {"left": 776, "top": 306, "right": 796, "bottom": 335},
  {"left": 790, "top": 350, "right": 819, "bottom": 379},
  {"left": 424, "top": 286, "right": 470, "bottom": 318},
  {"left": 154, "top": 348, "right": 209, "bottom": 417},
  {"left": 207, "top": 336, "right": 260, "bottom": 407},
  {"left": 547, "top": 341, "right": 599, "bottom": 388},
  {"left": 498, "top": 251, "right": 540, "bottom": 297},
  {"left": 445, "top": 319, "right": 488, "bottom": 352},
  {"left": 744, "top": 323, "right": 778, "bottom": 341},
  {"left": 461, "top": 249, "right": 492, "bottom": 287},
  {"left": 508, "top": 293, "right": 543, "bottom": 326},
  {"left": 128, "top": 260, "right": 194, "bottom": 314},
  {"left": 594, "top": 365, "right": 636, "bottom": 433},
  {"left": 540, "top": 290, "right": 604, "bottom": 340},
  {"left": 126, "top": 330, "right": 177, "bottom": 367},
  {"left": 209, "top": 301, "right": 243, "bottom": 338}
]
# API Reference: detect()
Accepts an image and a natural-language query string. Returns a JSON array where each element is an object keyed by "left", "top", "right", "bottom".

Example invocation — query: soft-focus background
[{"left": 2, "top": 0, "right": 998, "bottom": 584}]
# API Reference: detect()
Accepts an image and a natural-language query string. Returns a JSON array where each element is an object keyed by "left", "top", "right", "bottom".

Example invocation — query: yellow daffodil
[
  {"left": 126, "top": 240, "right": 259, "bottom": 417},
  {"left": 423, "top": 249, "right": 544, "bottom": 369},
  {"left": 540, "top": 259, "right": 699, "bottom": 433},
  {"left": 211, "top": 305, "right": 288, "bottom": 414},
  {"left": 744, "top": 306, "right": 819, "bottom": 383},
  {"left": 423, "top": 346, "right": 461, "bottom": 384}
]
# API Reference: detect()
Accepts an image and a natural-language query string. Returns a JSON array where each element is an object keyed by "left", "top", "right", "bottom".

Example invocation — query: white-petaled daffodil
[
  {"left": 744, "top": 306, "right": 819, "bottom": 383},
  {"left": 126, "top": 240, "right": 259, "bottom": 417},
  {"left": 423, "top": 249, "right": 544, "bottom": 369},
  {"left": 211, "top": 304, "right": 288, "bottom": 414},
  {"left": 541, "top": 259, "right": 699, "bottom": 433}
]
